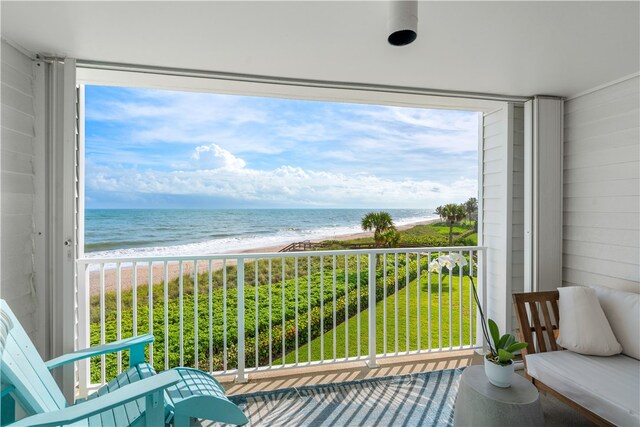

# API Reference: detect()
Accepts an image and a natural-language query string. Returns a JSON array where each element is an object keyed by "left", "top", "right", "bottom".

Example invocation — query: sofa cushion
[
  {"left": 556, "top": 286, "right": 622, "bottom": 356},
  {"left": 591, "top": 285, "right": 640, "bottom": 360},
  {"left": 526, "top": 351, "right": 639, "bottom": 426}
]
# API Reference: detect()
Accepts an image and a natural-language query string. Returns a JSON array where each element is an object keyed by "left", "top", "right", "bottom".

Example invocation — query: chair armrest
[
  {"left": 10, "top": 370, "right": 180, "bottom": 427},
  {"left": 45, "top": 334, "right": 155, "bottom": 370},
  {"left": 1, "top": 383, "right": 15, "bottom": 398}
]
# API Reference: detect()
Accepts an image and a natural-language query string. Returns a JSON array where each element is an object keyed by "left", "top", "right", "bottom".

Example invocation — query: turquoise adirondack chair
[{"left": 0, "top": 299, "right": 248, "bottom": 426}]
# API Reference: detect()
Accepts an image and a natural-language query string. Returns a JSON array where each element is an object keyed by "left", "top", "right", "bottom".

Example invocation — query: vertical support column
[
  {"left": 33, "top": 56, "right": 48, "bottom": 359},
  {"left": 524, "top": 101, "right": 534, "bottom": 293},
  {"left": 504, "top": 104, "right": 514, "bottom": 337},
  {"left": 366, "top": 253, "right": 378, "bottom": 368},
  {"left": 47, "top": 58, "right": 77, "bottom": 403},
  {"left": 236, "top": 259, "right": 247, "bottom": 383},
  {"left": 476, "top": 112, "right": 485, "bottom": 354},
  {"left": 76, "top": 84, "right": 88, "bottom": 399},
  {"left": 524, "top": 97, "right": 564, "bottom": 293}
]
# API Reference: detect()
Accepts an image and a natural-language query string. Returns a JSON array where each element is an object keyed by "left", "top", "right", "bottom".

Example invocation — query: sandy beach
[{"left": 87, "top": 219, "right": 437, "bottom": 296}]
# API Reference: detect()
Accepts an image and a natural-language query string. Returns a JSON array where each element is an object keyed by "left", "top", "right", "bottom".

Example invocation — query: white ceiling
[{"left": 2, "top": 1, "right": 639, "bottom": 98}]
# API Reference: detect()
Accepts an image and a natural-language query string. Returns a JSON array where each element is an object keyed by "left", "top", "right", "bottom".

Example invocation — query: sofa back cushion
[
  {"left": 556, "top": 286, "right": 622, "bottom": 356},
  {"left": 591, "top": 286, "right": 640, "bottom": 360}
]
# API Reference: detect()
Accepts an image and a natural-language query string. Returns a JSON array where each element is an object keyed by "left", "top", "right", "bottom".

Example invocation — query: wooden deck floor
[{"left": 217, "top": 349, "right": 483, "bottom": 396}]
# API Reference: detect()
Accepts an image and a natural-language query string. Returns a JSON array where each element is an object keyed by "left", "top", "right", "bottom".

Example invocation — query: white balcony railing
[{"left": 76, "top": 246, "right": 486, "bottom": 396}]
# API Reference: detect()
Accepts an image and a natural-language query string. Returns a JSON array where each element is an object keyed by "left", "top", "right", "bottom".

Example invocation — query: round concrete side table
[{"left": 453, "top": 365, "right": 544, "bottom": 427}]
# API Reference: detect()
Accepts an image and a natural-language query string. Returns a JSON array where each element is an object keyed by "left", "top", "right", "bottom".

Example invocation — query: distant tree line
[
  {"left": 435, "top": 197, "right": 478, "bottom": 244},
  {"left": 360, "top": 197, "right": 478, "bottom": 249}
]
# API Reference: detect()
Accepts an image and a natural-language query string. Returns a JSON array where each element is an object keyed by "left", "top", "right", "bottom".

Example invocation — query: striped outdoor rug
[{"left": 219, "top": 368, "right": 462, "bottom": 427}]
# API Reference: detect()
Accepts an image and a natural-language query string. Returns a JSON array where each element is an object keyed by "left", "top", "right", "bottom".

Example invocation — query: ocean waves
[{"left": 83, "top": 209, "right": 436, "bottom": 260}]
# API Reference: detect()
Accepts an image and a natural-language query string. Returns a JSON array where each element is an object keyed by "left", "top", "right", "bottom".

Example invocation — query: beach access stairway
[
  {"left": 279, "top": 240, "right": 316, "bottom": 252},
  {"left": 278, "top": 241, "right": 377, "bottom": 252}
]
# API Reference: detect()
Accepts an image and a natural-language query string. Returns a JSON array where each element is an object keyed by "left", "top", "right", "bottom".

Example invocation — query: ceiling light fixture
[{"left": 388, "top": 0, "right": 418, "bottom": 46}]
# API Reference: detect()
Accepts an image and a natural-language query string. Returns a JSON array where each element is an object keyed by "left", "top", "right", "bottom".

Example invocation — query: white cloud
[
  {"left": 88, "top": 162, "right": 477, "bottom": 208},
  {"left": 346, "top": 107, "right": 479, "bottom": 154},
  {"left": 87, "top": 88, "right": 269, "bottom": 125},
  {"left": 192, "top": 144, "right": 246, "bottom": 170},
  {"left": 87, "top": 88, "right": 280, "bottom": 154},
  {"left": 87, "top": 88, "right": 478, "bottom": 159},
  {"left": 86, "top": 86, "right": 480, "bottom": 208}
]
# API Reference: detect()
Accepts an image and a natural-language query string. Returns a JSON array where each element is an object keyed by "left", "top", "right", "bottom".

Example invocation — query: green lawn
[
  {"left": 430, "top": 224, "right": 469, "bottom": 236},
  {"left": 277, "top": 272, "right": 477, "bottom": 364}
]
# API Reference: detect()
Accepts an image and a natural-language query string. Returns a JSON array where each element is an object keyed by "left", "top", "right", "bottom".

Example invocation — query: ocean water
[{"left": 84, "top": 209, "right": 436, "bottom": 258}]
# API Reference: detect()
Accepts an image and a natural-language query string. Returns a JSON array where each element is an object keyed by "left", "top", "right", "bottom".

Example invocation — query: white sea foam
[{"left": 83, "top": 214, "right": 438, "bottom": 263}]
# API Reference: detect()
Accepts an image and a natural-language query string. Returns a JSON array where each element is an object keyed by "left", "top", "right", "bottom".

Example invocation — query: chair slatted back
[
  {"left": 0, "top": 299, "right": 67, "bottom": 415},
  {"left": 512, "top": 291, "right": 561, "bottom": 359}
]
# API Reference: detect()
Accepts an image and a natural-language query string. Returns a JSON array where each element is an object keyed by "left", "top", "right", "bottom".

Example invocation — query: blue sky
[{"left": 85, "top": 85, "right": 479, "bottom": 209}]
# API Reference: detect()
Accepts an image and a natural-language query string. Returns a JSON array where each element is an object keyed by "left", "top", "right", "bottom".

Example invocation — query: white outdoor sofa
[{"left": 513, "top": 287, "right": 640, "bottom": 427}]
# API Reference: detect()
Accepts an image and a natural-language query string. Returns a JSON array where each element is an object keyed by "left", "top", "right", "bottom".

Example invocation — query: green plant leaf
[
  {"left": 504, "top": 335, "right": 516, "bottom": 349},
  {"left": 506, "top": 342, "right": 528, "bottom": 353},
  {"left": 498, "top": 348, "right": 514, "bottom": 363},
  {"left": 497, "top": 334, "right": 510, "bottom": 350},
  {"left": 488, "top": 319, "right": 500, "bottom": 348}
]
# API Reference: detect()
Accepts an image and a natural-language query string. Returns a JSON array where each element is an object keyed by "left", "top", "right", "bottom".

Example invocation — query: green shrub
[{"left": 90, "top": 251, "right": 477, "bottom": 382}]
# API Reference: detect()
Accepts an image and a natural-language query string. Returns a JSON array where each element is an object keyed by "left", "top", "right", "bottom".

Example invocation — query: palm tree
[
  {"left": 440, "top": 203, "right": 467, "bottom": 245},
  {"left": 464, "top": 197, "right": 478, "bottom": 231},
  {"left": 361, "top": 211, "right": 397, "bottom": 248},
  {"left": 435, "top": 205, "right": 444, "bottom": 222},
  {"left": 379, "top": 228, "right": 400, "bottom": 248},
  {"left": 464, "top": 197, "right": 478, "bottom": 220}
]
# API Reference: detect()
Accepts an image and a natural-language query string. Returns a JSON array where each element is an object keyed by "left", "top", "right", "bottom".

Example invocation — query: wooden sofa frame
[{"left": 512, "top": 291, "right": 614, "bottom": 427}]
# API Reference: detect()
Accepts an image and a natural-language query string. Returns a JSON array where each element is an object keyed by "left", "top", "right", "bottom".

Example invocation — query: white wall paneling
[
  {"left": 563, "top": 75, "right": 640, "bottom": 293},
  {"left": 0, "top": 40, "right": 46, "bottom": 352},
  {"left": 481, "top": 104, "right": 520, "bottom": 334},
  {"left": 479, "top": 103, "right": 526, "bottom": 335}
]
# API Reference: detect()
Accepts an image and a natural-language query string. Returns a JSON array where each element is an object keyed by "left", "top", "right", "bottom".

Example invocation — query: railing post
[
  {"left": 77, "top": 263, "right": 90, "bottom": 398},
  {"left": 482, "top": 249, "right": 488, "bottom": 353},
  {"left": 475, "top": 249, "right": 488, "bottom": 353},
  {"left": 367, "top": 253, "right": 379, "bottom": 368},
  {"left": 235, "top": 259, "right": 248, "bottom": 383}
]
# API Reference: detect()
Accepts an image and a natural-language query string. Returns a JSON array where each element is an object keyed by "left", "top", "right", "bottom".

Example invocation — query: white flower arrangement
[
  {"left": 448, "top": 253, "right": 468, "bottom": 268},
  {"left": 424, "top": 252, "right": 528, "bottom": 366},
  {"left": 427, "top": 253, "right": 468, "bottom": 274},
  {"left": 428, "top": 259, "right": 441, "bottom": 273}
]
